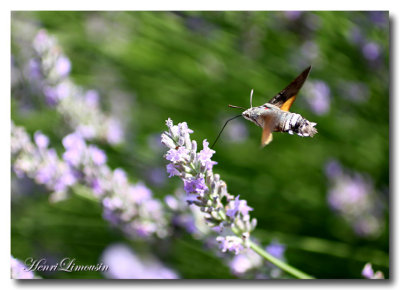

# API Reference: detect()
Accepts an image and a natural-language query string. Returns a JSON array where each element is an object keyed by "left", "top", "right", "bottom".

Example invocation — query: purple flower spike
[
  {"left": 12, "top": 124, "right": 168, "bottom": 240},
  {"left": 362, "top": 263, "right": 384, "bottom": 279},
  {"left": 11, "top": 256, "right": 38, "bottom": 279},
  {"left": 325, "top": 160, "right": 384, "bottom": 237},
  {"left": 34, "top": 131, "right": 49, "bottom": 149},
  {"left": 266, "top": 241, "right": 286, "bottom": 260},
  {"left": 28, "top": 29, "right": 124, "bottom": 145},
  {"left": 161, "top": 119, "right": 257, "bottom": 255},
  {"left": 55, "top": 55, "right": 71, "bottom": 78},
  {"left": 166, "top": 163, "right": 180, "bottom": 178},
  {"left": 226, "top": 196, "right": 253, "bottom": 218},
  {"left": 363, "top": 42, "right": 381, "bottom": 61},
  {"left": 88, "top": 145, "right": 107, "bottom": 166}
]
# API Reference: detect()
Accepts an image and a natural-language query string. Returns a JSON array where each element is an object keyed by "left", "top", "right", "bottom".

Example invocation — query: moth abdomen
[{"left": 277, "top": 112, "right": 317, "bottom": 137}]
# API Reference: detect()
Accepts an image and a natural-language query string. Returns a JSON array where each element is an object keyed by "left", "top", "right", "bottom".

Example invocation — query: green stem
[{"left": 249, "top": 240, "right": 314, "bottom": 279}]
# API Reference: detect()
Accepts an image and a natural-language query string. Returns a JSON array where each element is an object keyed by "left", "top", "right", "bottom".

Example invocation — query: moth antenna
[
  {"left": 211, "top": 114, "right": 243, "bottom": 149},
  {"left": 250, "top": 89, "right": 254, "bottom": 108},
  {"left": 228, "top": 104, "right": 246, "bottom": 110}
]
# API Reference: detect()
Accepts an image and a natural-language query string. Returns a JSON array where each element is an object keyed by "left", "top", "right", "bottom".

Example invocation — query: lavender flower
[
  {"left": 362, "top": 42, "right": 381, "bottom": 61},
  {"left": 224, "top": 118, "right": 248, "bottom": 143},
  {"left": 337, "top": 81, "right": 369, "bottom": 103},
  {"left": 283, "top": 11, "right": 302, "bottom": 21},
  {"left": 266, "top": 241, "right": 286, "bottom": 260},
  {"left": 301, "top": 41, "right": 319, "bottom": 62},
  {"left": 60, "top": 132, "right": 169, "bottom": 239},
  {"left": 101, "top": 243, "right": 179, "bottom": 279},
  {"left": 11, "top": 123, "right": 77, "bottom": 201},
  {"left": 369, "top": 11, "right": 388, "bottom": 27},
  {"left": 161, "top": 118, "right": 257, "bottom": 254},
  {"left": 229, "top": 250, "right": 263, "bottom": 276},
  {"left": 362, "top": 263, "right": 384, "bottom": 279},
  {"left": 12, "top": 124, "right": 169, "bottom": 239},
  {"left": 164, "top": 190, "right": 211, "bottom": 238},
  {"left": 164, "top": 184, "right": 290, "bottom": 278},
  {"left": 15, "top": 29, "right": 125, "bottom": 145},
  {"left": 228, "top": 240, "right": 287, "bottom": 278},
  {"left": 11, "top": 256, "right": 39, "bottom": 279},
  {"left": 303, "top": 80, "right": 331, "bottom": 115},
  {"left": 325, "top": 160, "right": 384, "bottom": 237}
]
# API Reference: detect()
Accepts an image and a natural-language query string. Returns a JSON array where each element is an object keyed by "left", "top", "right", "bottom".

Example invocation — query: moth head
[
  {"left": 242, "top": 109, "right": 250, "bottom": 119},
  {"left": 242, "top": 108, "right": 255, "bottom": 122}
]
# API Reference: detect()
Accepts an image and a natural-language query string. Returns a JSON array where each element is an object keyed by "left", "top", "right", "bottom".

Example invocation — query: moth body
[
  {"left": 215, "top": 66, "right": 317, "bottom": 148},
  {"left": 241, "top": 66, "right": 318, "bottom": 147},
  {"left": 243, "top": 105, "right": 317, "bottom": 137},
  {"left": 276, "top": 111, "right": 317, "bottom": 137}
]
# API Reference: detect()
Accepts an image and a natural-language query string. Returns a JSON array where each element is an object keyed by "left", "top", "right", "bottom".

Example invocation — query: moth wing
[
  {"left": 267, "top": 66, "right": 311, "bottom": 112},
  {"left": 261, "top": 115, "right": 275, "bottom": 147}
]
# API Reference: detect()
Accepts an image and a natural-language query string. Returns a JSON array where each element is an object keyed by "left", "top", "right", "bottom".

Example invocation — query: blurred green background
[{"left": 11, "top": 11, "right": 389, "bottom": 279}]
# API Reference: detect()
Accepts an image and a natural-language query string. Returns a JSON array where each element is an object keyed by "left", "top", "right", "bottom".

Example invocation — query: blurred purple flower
[
  {"left": 225, "top": 119, "right": 248, "bottom": 143},
  {"left": 304, "top": 81, "right": 331, "bottom": 115},
  {"left": 62, "top": 147, "right": 83, "bottom": 167},
  {"left": 53, "top": 170, "right": 76, "bottom": 192},
  {"left": 369, "top": 11, "right": 388, "bottom": 27},
  {"left": 55, "top": 55, "right": 71, "bottom": 78},
  {"left": 11, "top": 256, "right": 36, "bottom": 279},
  {"left": 84, "top": 90, "right": 100, "bottom": 108},
  {"left": 55, "top": 82, "right": 71, "bottom": 99},
  {"left": 28, "top": 58, "right": 41, "bottom": 80},
  {"left": 362, "top": 263, "right": 384, "bottom": 279},
  {"left": 216, "top": 236, "right": 245, "bottom": 255},
  {"left": 113, "top": 168, "right": 128, "bottom": 185},
  {"left": 106, "top": 120, "right": 124, "bottom": 144},
  {"left": 103, "top": 196, "right": 123, "bottom": 210},
  {"left": 43, "top": 86, "right": 58, "bottom": 106},
  {"left": 88, "top": 145, "right": 107, "bottom": 166},
  {"left": 91, "top": 178, "right": 104, "bottom": 196},
  {"left": 363, "top": 42, "right": 381, "bottom": 61},
  {"left": 28, "top": 29, "right": 125, "bottom": 145},
  {"left": 229, "top": 250, "right": 262, "bottom": 276},
  {"left": 338, "top": 81, "right": 369, "bottom": 103},
  {"left": 284, "top": 11, "right": 302, "bottom": 20},
  {"left": 34, "top": 131, "right": 49, "bottom": 149},
  {"left": 301, "top": 41, "right": 319, "bottom": 61},
  {"left": 266, "top": 241, "right": 286, "bottom": 260},
  {"left": 32, "top": 29, "right": 51, "bottom": 54},
  {"left": 325, "top": 160, "right": 384, "bottom": 237},
  {"left": 101, "top": 243, "right": 179, "bottom": 279},
  {"left": 76, "top": 124, "right": 96, "bottom": 139},
  {"left": 324, "top": 160, "right": 342, "bottom": 179},
  {"left": 12, "top": 124, "right": 168, "bottom": 239},
  {"left": 130, "top": 182, "right": 152, "bottom": 204},
  {"left": 362, "top": 263, "right": 374, "bottom": 278},
  {"left": 62, "top": 132, "right": 85, "bottom": 149},
  {"left": 348, "top": 27, "right": 364, "bottom": 45},
  {"left": 35, "top": 164, "right": 55, "bottom": 184},
  {"left": 147, "top": 167, "right": 166, "bottom": 186},
  {"left": 165, "top": 195, "right": 179, "bottom": 210}
]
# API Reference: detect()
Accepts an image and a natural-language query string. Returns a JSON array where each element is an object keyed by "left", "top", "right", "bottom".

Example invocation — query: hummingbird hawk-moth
[{"left": 212, "top": 66, "right": 317, "bottom": 148}]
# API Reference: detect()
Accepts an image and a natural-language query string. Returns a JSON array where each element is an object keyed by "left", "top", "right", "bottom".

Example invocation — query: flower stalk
[{"left": 249, "top": 241, "right": 314, "bottom": 279}]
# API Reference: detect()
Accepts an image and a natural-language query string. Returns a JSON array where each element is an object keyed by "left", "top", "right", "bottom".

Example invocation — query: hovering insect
[{"left": 212, "top": 66, "right": 317, "bottom": 148}]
